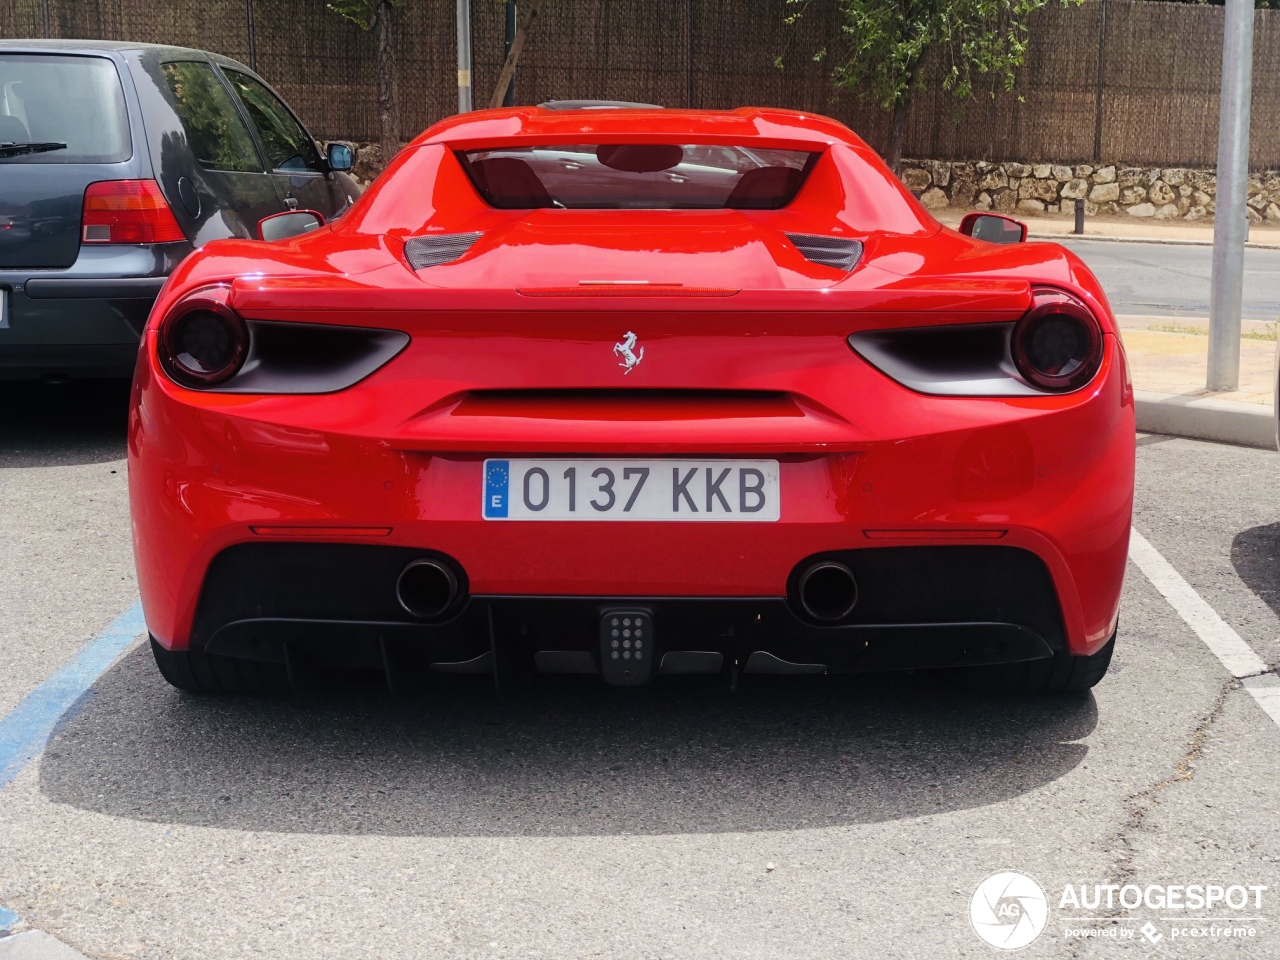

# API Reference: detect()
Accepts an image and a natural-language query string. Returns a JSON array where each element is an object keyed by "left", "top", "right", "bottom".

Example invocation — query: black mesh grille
[
  {"left": 790, "top": 546, "right": 1066, "bottom": 651},
  {"left": 191, "top": 543, "right": 1065, "bottom": 673},
  {"left": 784, "top": 233, "right": 863, "bottom": 272},
  {"left": 191, "top": 543, "right": 468, "bottom": 645},
  {"left": 404, "top": 232, "right": 483, "bottom": 270}
]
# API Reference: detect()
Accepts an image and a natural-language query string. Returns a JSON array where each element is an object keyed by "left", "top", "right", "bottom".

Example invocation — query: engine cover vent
[
  {"left": 784, "top": 233, "right": 864, "bottom": 272},
  {"left": 404, "top": 232, "right": 483, "bottom": 270}
]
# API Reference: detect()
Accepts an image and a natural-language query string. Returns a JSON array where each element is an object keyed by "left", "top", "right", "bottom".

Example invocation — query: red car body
[{"left": 129, "top": 106, "right": 1134, "bottom": 695}]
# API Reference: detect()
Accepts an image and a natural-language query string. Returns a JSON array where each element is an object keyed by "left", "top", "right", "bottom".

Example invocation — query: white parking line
[
  {"left": 1129, "top": 527, "right": 1280, "bottom": 731},
  {"left": 1242, "top": 675, "right": 1280, "bottom": 728},
  {"left": 1128, "top": 529, "right": 1269, "bottom": 678}
]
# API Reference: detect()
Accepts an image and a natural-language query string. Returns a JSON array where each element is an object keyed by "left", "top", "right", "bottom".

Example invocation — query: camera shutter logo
[{"left": 970, "top": 871, "right": 1049, "bottom": 950}]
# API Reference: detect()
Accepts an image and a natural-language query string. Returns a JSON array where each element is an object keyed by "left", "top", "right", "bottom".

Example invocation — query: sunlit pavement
[{"left": 1, "top": 382, "right": 1279, "bottom": 959}]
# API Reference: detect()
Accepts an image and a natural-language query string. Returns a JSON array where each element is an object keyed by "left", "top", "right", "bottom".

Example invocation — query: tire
[
  {"left": 955, "top": 634, "right": 1115, "bottom": 696},
  {"left": 149, "top": 635, "right": 289, "bottom": 695}
]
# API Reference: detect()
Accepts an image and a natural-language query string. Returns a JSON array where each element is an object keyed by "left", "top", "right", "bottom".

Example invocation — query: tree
[
  {"left": 784, "top": 0, "right": 1081, "bottom": 174},
  {"left": 327, "top": 0, "right": 400, "bottom": 165},
  {"left": 488, "top": 0, "right": 546, "bottom": 109}
]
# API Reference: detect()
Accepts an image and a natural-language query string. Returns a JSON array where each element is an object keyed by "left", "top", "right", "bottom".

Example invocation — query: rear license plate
[{"left": 482, "top": 459, "right": 780, "bottom": 521}]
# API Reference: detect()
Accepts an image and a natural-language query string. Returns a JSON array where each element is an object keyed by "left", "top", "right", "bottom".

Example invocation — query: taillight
[
  {"left": 82, "top": 180, "right": 185, "bottom": 244},
  {"left": 1011, "top": 288, "right": 1104, "bottom": 392},
  {"left": 158, "top": 291, "right": 248, "bottom": 388}
]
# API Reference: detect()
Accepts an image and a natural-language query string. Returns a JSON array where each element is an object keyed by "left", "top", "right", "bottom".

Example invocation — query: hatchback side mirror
[
  {"left": 258, "top": 210, "right": 325, "bottom": 241},
  {"left": 326, "top": 142, "right": 353, "bottom": 172},
  {"left": 959, "top": 212, "right": 1027, "bottom": 244}
]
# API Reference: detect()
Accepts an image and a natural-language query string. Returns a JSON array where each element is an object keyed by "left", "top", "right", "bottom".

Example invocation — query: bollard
[{"left": 1074, "top": 198, "right": 1085, "bottom": 235}]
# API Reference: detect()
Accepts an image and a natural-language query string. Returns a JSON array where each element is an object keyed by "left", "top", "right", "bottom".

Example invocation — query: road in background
[
  {"left": 2, "top": 384, "right": 1280, "bottom": 957},
  {"left": 1057, "top": 238, "right": 1280, "bottom": 319}
]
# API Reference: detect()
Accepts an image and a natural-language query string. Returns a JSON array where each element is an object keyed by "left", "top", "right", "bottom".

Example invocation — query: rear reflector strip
[
  {"left": 863, "top": 529, "right": 1007, "bottom": 540},
  {"left": 250, "top": 526, "right": 393, "bottom": 538},
  {"left": 82, "top": 179, "right": 185, "bottom": 244}
]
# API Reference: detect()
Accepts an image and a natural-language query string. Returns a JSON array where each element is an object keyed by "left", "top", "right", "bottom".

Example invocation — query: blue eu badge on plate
[{"left": 483, "top": 460, "right": 510, "bottom": 518}]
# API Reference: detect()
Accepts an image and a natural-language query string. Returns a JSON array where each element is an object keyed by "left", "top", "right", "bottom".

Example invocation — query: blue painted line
[
  {"left": 0, "top": 599, "right": 145, "bottom": 792},
  {"left": 0, "top": 905, "right": 19, "bottom": 933}
]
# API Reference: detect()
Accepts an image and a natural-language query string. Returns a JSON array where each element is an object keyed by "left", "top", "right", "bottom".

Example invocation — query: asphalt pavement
[
  {"left": 2, "top": 383, "right": 1280, "bottom": 959},
  {"left": 1058, "top": 238, "right": 1280, "bottom": 319}
]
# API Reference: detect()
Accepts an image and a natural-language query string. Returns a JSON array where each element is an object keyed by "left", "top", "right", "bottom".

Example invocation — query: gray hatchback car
[{"left": 0, "top": 40, "right": 360, "bottom": 380}]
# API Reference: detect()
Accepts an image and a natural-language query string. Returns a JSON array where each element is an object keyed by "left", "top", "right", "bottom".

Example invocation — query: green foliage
[
  {"left": 159, "top": 62, "right": 261, "bottom": 173},
  {"left": 785, "top": 0, "right": 1082, "bottom": 114},
  {"left": 326, "top": 0, "right": 393, "bottom": 30}
]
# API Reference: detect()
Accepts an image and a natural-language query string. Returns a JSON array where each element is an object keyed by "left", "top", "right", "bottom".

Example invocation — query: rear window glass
[
  {"left": 160, "top": 61, "right": 262, "bottom": 173},
  {"left": 457, "top": 144, "right": 819, "bottom": 210},
  {"left": 0, "top": 54, "right": 130, "bottom": 163}
]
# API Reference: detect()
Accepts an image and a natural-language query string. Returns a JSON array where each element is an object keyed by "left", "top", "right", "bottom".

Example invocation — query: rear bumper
[
  {"left": 0, "top": 341, "right": 141, "bottom": 379},
  {"left": 0, "top": 244, "right": 185, "bottom": 379},
  {"left": 131, "top": 381, "right": 1133, "bottom": 660},
  {"left": 190, "top": 541, "right": 1064, "bottom": 677},
  {"left": 0, "top": 296, "right": 148, "bottom": 378}
]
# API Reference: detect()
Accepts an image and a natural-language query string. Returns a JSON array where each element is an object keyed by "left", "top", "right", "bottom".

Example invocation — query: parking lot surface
[
  {"left": 1059, "top": 238, "right": 1280, "bottom": 318},
  {"left": 2, "top": 382, "right": 1280, "bottom": 959}
]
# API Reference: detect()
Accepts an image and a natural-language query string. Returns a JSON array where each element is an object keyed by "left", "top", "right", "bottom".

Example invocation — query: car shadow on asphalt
[
  {"left": 38, "top": 643, "right": 1096, "bottom": 837},
  {"left": 1231, "top": 523, "right": 1280, "bottom": 618},
  {"left": 0, "top": 380, "right": 131, "bottom": 468}
]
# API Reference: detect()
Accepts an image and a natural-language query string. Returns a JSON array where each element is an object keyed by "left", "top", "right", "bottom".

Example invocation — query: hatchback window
[
  {"left": 0, "top": 54, "right": 130, "bottom": 163},
  {"left": 160, "top": 61, "right": 261, "bottom": 173},
  {"left": 457, "top": 144, "right": 819, "bottom": 210},
  {"left": 223, "top": 70, "right": 322, "bottom": 174}
]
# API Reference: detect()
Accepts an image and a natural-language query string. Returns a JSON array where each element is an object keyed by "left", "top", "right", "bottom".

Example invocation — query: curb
[
  {"left": 1032, "top": 232, "right": 1280, "bottom": 250},
  {"left": 1135, "top": 389, "right": 1276, "bottom": 449}
]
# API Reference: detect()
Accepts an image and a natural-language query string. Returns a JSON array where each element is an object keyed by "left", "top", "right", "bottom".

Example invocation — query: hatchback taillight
[{"left": 82, "top": 180, "right": 185, "bottom": 244}]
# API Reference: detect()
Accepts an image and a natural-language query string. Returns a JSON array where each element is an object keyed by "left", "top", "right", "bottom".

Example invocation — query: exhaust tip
[
  {"left": 797, "top": 561, "right": 858, "bottom": 622},
  {"left": 396, "top": 559, "right": 459, "bottom": 619}
]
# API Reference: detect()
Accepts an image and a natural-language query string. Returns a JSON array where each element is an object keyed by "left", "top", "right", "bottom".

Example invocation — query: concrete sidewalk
[
  {"left": 1118, "top": 317, "right": 1276, "bottom": 448},
  {"left": 0, "top": 931, "right": 90, "bottom": 960},
  {"left": 935, "top": 210, "right": 1280, "bottom": 246}
]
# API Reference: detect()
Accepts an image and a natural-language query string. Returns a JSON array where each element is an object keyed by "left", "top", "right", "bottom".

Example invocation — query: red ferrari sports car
[{"left": 128, "top": 104, "right": 1134, "bottom": 697}]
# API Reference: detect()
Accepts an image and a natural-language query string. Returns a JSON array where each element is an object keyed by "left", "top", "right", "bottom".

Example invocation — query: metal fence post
[
  {"left": 1207, "top": 0, "right": 1254, "bottom": 392},
  {"left": 685, "top": 0, "right": 693, "bottom": 109},
  {"left": 246, "top": 0, "right": 257, "bottom": 71},
  {"left": 457, "top": 0, "right": 473, "bottom": 113},
  {"left": 1092, "top": 0, "right": 1107, "bottom": 164},
  {"left": 502, "top": 1, "right": 516, "bottom": 107}
]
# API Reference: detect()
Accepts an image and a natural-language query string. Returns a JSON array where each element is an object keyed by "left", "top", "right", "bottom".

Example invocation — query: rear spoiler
[{"left": 229, "top": 274, "right": 1033, "bottom": 319}]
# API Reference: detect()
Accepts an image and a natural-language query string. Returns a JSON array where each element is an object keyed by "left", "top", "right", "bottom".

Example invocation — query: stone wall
[{"left": 900, "top": 160, "right": 1280, "bottom": 223}]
